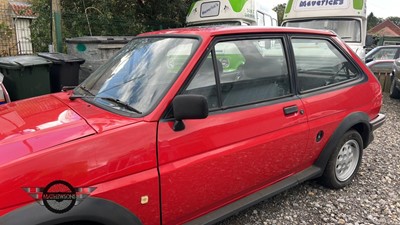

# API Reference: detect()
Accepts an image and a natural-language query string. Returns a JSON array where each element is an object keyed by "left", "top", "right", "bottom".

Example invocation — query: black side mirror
[
  {"left": 365, "top": 58, "right": 373, "bottom": 63},
  {"left": 172, "top": 94, "right": 208, "bottom": 131}
]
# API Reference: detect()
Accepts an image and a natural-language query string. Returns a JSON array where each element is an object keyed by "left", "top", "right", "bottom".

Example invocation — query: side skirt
[{"left": 185, "top": 166, "right": 321, "bottom": 225}]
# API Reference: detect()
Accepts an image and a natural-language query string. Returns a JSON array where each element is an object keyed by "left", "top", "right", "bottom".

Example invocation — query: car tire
[
  {"left": 320, "top": 130, "right": 363, "bottom": 189},
  {"left": 389, "top": 76, "right": 400, "bottom": 99}
]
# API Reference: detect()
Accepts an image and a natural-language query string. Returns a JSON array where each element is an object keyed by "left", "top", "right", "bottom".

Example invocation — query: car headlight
[{"left": 220, "top": 58, "right": 230, "bottom": 68}]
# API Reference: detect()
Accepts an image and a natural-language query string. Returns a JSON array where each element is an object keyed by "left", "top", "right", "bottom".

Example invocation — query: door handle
[{"left": 283, "top": 105, "right": 298, "bottom": 115}]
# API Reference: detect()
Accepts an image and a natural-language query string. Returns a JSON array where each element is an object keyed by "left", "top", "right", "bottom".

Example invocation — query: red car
[{"left": 0, "top": 27, "right": 385, "bottom": 225}]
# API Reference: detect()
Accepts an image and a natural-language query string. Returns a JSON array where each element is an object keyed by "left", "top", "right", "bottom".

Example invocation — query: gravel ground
[{"left": 219, "top": 93, "right": 400, "bottom": 225}]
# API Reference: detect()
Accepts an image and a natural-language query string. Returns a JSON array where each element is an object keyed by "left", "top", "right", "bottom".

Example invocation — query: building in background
[
  {"left": 0, "top": 0, "right": 35, "bottom": 56},
  {"left": 368, "top": 19, "right": 400, "bottom": 46}
]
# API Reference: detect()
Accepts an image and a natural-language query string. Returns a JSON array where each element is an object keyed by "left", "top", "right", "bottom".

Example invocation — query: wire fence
[
  {"left": 0, "top": 2, "right": 17, "bottom": 56},
  {"left": 3, "top": 0, "right": 191, "bottom": 55},
  {"left": 29, "top": 0, "right": 191, "bottom": 53},
  {"left": 60, "top": 6, "right": 184, "bottom": 37}
]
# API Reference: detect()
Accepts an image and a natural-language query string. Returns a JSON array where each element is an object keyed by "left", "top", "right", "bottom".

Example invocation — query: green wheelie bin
[
  {"left": 0, "top": 55, "right": 52, "bottom": 101},
  {"left": 38, "top": 53, "right": 85, "bottom": 92}
]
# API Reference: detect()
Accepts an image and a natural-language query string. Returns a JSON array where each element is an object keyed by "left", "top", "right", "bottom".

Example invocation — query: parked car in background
[
  {"left": 365, "top": 45, "right": 400, "bottom": 63},
  {"left": 0, "top": 26, "right": 385, "bottom": 225},
  {"left": 366, "top": 59, "right": 396, "bottom": 94},
  {"left": 367, "top": 59, "right": 396, "bottom": 74},
  {"left": 391, "top": 57, "right": 400, "bottom": 98}
]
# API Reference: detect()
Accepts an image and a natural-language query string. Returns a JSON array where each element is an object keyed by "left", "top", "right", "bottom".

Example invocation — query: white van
[
  {"left": 282, "top": 0, "right": 367, "bottom": 59},
  {"left": 186, "top": 0, "right": 278, "bottom": 27}
]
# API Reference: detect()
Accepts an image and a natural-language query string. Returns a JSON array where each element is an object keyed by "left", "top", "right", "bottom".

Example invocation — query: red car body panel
[
  {"left": 0, "top": 27, "right": 384, "bottom": 225},
  {"left": 158, "top": 98, "right": 310, "bottom": 224},
  {"left": 301, "top": 83, "right": 382, "bottom": 162},
  {"left": 335, "top": 36, "right": 383, "bottom": 117},
  {"left": 0, "top": 93, "right": 160, "bottom": 224},
  {"left": 54, "top": 92, "right": 143, "bottom": 132},
  {"left": 0, "top": 95, "right": 95, "bottom": 163}
]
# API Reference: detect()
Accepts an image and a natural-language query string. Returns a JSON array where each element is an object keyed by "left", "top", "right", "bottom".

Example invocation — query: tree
[
  {"left": 0, "top": 22, "right": 12, "bottom": 40},
  {"left": 133, "top": 0, "right": 195, "bottom": 31},
  {"left": 30, "top": 0, "right": 52, "bottom": 52},
  {"left": 387, "top": 16, "right": 400, "bottom": 27},
  {"left": 61, "top": 1, "right": 141, "bottom": 37},
  {"left": 30, "top": 0, "right": 196, "bottom": 52},
  {"left": 273, "top": 3, "right": 286, "bottom": 26},
  {"left": 0, "top": 22, "right": 13, "bottom": 56},
  {"left": 367, "top": 12, "right": 383, "bottom": 31}
]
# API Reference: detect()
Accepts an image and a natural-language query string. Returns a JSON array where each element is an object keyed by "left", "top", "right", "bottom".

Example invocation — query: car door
[{"left": 157, "top": 36, "right": 310, "bottom": 224}]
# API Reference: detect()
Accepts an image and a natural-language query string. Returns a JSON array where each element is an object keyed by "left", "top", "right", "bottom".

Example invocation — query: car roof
[
  {"left": 374, "top": 45, "right": 400, "bottom": 48},
  {"left": 139, "top": 26, "right": 337, "bottom": 38}
]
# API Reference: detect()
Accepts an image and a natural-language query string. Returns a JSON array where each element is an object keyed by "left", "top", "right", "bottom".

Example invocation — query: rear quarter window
[{"left": 292, "top": 38, "right": 359, "bottom": 92}]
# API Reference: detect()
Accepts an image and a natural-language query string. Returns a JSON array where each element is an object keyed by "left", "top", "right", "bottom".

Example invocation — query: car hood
[
  {"left": 0, "top": 95, "right": 96, "bottom": 165},
  {"left": 0, "top": 92, "right": 142, "bottom": 166}
]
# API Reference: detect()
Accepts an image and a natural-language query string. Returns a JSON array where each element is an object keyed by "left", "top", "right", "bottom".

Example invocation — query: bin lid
[
  {"left": 38, "top": 53, "right": 85, "bottom": 64},
  {"left": 65, "top": 36, "right": 134, "bottom": 44},
  {"left": 0, "top": 55, "right": 52, "bottom": 69}
]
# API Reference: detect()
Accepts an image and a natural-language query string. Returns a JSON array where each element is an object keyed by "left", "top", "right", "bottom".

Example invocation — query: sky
[{"left": 270, "top": 0, "right": 399, "bottom": 18}]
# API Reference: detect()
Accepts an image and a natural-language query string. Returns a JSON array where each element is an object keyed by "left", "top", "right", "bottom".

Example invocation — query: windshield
[
  {"left": 285, "top": 19, "right": 361, "bottom": 43},
  {"left": 74, "top": 37, "right": 199, "bottom": 116}
]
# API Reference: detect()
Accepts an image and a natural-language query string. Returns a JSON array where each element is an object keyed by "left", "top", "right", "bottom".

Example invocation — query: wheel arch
[
  {"left": 351, "top": 122, "right": 370, "bottom": 148},
  {"left": 0, "top": 197, "right": 142, "bottom": 225},
  {"left": 314, "top": 112, "right": 371, "bottom": 173}
]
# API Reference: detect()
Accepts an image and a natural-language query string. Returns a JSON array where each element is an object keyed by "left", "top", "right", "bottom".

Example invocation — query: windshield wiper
[
  {"left": 69, "top": 86, "right": 95, "bottom": 100},
  {"left": 68, "top": 94, "right": 142, "bottom": 114},
  {"left": 100, "top": 97, "right": 142, "bottom": 114},
  {"left": 78, "top": 86, "right": 95, "bottom": 96}
]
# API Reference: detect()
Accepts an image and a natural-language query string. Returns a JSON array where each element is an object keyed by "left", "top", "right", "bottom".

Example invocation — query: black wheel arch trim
[
  {"left": 313, "top": 111, "right": 372, "bottom": 172},
  {"left": 0, "top": 197, "right": 142, "bottom": 225}
]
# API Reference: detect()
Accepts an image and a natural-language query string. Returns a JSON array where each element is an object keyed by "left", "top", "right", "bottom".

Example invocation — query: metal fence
[
  {"left": 374, "top": 71, "right": 392, "bottom": 93},
  {"left": 0, "top": 2, "right": 34, "bottom": 56},
  {"left": 0, "top": 3, "right": 17, "bottom": 56}
]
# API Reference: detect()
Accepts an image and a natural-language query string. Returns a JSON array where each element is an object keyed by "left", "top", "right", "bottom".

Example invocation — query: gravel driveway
[{"left": 219, "top": 93, "right": 400, "bottom": 225}]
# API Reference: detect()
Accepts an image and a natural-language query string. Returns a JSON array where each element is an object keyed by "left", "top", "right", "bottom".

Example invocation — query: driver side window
[
  {"left": 371, "top": 48, "right": 398, "bottom": 60},
  {"left": 184, "top": 38, "right": 291, "bottom": 110},
  {"left": 184, "top": 52, "right": 219, "bottom": 109}
]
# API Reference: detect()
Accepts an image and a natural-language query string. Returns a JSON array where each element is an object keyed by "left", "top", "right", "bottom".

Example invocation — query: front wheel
[{"left": 320, "top": 130, "right": 363, "bottom": 189}]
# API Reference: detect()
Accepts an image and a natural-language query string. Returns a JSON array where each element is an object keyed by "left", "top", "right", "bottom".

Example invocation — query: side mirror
[
  {"left": 365, "top": 58, "right": 373, "bottom": 64},
  {"left": 172, "top": 94, "right": 208, "bottom": 131}
]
